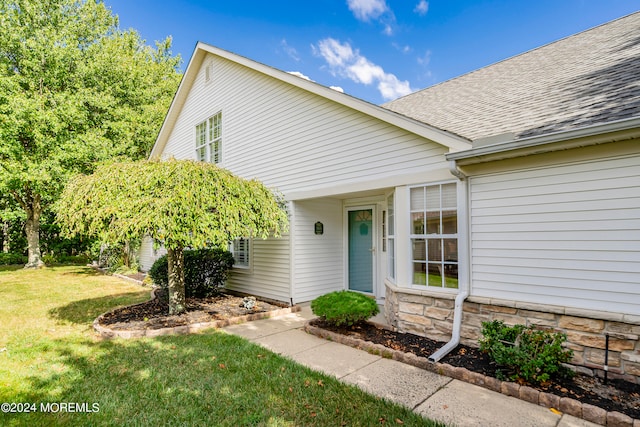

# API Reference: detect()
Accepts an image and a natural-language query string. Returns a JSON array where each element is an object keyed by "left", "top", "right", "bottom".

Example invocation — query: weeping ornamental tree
[
  {"left": 56, "top": 160, "right": 289, "bottom": 315},
  {"left": 0, "top": 0, "right": 181, "bottom": 268}
]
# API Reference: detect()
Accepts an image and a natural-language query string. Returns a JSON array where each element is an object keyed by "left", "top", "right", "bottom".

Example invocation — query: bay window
[{"left": 410, "top": 183, "right": 458, "bottom": 289}]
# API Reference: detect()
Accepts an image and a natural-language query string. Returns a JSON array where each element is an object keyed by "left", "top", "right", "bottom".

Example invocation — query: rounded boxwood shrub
[
  {"left": 148, "top": 248, "right": 235, "bottom": 298},
  {"left": 311, "top": 290, "right": 379, "bottom": 326}
]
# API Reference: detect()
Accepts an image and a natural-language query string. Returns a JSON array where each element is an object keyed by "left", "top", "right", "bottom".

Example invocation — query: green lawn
[
  {"left": 413, "top": 272, "right": 459, "bottom": 289},
  {"left": 0, "top": 265, "right": 444, "bottom": 426}
]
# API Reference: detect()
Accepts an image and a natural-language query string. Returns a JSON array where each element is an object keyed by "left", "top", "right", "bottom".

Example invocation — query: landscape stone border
[
  {"left": 304, "top": 322, "right": 639, "bottom": 427},
  {"left": 93, "top": 288, "right": 301, "bottom": 339}
]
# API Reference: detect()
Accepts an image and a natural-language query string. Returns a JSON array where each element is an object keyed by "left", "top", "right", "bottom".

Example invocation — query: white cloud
[
  {"left": 392, "top": 43, "right": 412, "bottom": 54},
  {"left": 347, "top": 0, "right": 388, "bottom": 21},
  {"left": 417, "top": 50, "right": 431, "bottom": 66},
  {"left": 280, "top": 39, "right": 300, "bottom": 62},
  {"left": 314, "top": 38, "right": 354, "bottom": 67},
  {"left": 414, "top": 0, "right": 429, "bottom": 16},
  {"left": 330, "top": 86, "right": 345, "bottom": 93},
  {"left": 287, "top": 71, "right": 313, "bottom": 81},
  {"left": 314, "top": 38, "right": 413, "bottom": 100},
  {"left": 346, "top": 0, "right": 396, "bottom": 35}
]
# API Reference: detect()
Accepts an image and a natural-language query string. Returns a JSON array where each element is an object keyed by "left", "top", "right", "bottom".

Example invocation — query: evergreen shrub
[
  {"left": 311, "top": 290, "right": 379, "bottom": 326},
  {"left": 479, "top": 320, "right": 574, "bottom": 384},
  {"left": 149, "top": 248, "right": 235, "bottom": 298},
  {"left": 0, "top": 252, "right": 27, "bottom": 265}
]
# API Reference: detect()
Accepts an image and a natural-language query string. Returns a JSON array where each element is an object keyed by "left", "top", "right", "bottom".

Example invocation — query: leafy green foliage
[
  {"left": 98, "top": 240, "right": 140, "bottom": 273},
  {"left": 57, "top": 160, "right": 288, "bottom": 250},
  {"left": 479, "top": 320, "right": 574, "bottom": 384},
  {"left": 311, "top": 291, "right": 380, "bottom": 326},
  {"left": 56, "top": 159, "right": 288, "bottom": 314},
  {"left": 0, "top": 252, "right": 27, "bottom": 265},
  {"left": 149, "top": 248, "right": 235, "bottom": 298},
  {"left": 0, "top": 0, "right": 182, "bottom": 266}
]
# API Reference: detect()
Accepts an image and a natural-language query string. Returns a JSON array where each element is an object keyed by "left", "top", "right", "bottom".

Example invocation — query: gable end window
[
  {"left": 410, "top": 183, "right": 458, "bottom": 289},
  {"left": 195, "top": 111, "right": 222, "bottom": 164},
  {"left": 229, "top": 237, "right": 250, "bottom": 269}
]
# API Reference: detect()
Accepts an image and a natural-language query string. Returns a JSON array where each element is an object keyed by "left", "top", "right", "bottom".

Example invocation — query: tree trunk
[
  {"left": 167, "top": 247, "right": 186, "bottom": 315},
  {"left": 1, "top": 221, "right": 8, "bottom": 253},
  {"left": 24, "top": 194, "right": 44, "bottom": 269}
]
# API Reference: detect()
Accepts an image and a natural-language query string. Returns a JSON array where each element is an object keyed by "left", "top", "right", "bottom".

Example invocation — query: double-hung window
[
  {"left": 410, "top": 183, "right": 458, "bottom": 289},
  {"left": 195, "top": 111, "right": 222, "bottom": 164},
  {"left": 229, "top": 237, "right": 250, "bottom": 269}
]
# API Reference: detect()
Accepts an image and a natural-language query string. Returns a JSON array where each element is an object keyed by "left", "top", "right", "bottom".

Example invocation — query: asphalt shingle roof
[{"left": 383, "top": 12, "right": 640, "bottom": 142}]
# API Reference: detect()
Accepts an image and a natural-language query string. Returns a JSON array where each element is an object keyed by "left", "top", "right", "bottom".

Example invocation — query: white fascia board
[
  {"left": 150, "top": 42, "right": 471, "bottom": 159},
  {"left": 446, "top": 117, "right": 640, "bottom": 164}
]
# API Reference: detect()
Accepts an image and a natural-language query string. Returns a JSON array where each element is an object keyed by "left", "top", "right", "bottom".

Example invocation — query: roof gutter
[{"left": 446, "top": 116, "right": 640, "bottom": 164}]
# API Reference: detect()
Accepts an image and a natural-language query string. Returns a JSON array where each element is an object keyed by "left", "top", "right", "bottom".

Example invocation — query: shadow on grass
[
  {"left": 2, "top": 332, "right": 444, "bottom": 427},
  {"left": 0, "top": 265, "right": 24, "bottom": 272},
  {"left": 57, "top": 266, "right": 103, "bottom": 276},
  {"left": 48, "top": 291, "right": 150, "bottom": 325}
]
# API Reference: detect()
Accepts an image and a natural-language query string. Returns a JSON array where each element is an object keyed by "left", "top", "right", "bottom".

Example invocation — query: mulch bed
[
  {"left": 99, "top": 289, "right": 289, "bottom": 331},
  {"left": 310, "top": 319, "right": 640, "bottom": 420}
]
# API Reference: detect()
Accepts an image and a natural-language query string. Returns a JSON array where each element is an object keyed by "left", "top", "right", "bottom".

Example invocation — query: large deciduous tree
[
  {"left": 56, "top": 160, "right": 289, "bottom": 315},
  {"left": 0, "top": 0, "right": 181, "bottom": 268}
]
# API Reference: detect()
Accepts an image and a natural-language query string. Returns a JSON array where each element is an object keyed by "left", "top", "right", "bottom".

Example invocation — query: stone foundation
[{"left": 385, "top": 284, "right": 640, "bottom": 384}]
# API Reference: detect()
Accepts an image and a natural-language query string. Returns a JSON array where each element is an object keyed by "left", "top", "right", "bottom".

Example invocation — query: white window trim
[
  {"left": 229, "top": 237, "right": 252, "bottom": 272},
  {"left": 386, "top": 191, "right": 396, "bottom": 284},
  {"left": 408, "top": 181, "right": 459, "bottom": 291},
  {"left": 195, "top": 111, "right": 222, "bottom": 164}
]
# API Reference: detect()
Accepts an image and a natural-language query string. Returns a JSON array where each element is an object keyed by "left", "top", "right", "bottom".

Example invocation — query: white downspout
[
  {"left": 428, "top": 160, "right": 470, "bottom": 363},
  {"left": 428, "top": 290, "right": 469, "bottom": 362}
]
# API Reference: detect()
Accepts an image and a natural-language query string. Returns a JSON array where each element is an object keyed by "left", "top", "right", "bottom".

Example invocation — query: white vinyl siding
[
  {"left": 291, "top": 199, "right": 344, "bottom": 303},
  {"left": 162, "top": 54, "right": 449, "bottom": 196},
  {"left": 158, "top": 53, "right": 454, "bottom": 303},
  {"left": 138, "top": 236, "right": 167, "bottom": 272},
  {"left": 469, "top": 154, "right": 640, "bottom": 315},
  {"left": 226, "top": 236, "right": 291, "bottom": 303}
]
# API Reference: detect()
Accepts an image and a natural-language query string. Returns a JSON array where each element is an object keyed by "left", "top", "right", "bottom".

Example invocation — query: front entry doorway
[{"left": 347, "top": 207, "right": 375, "bottom": 294}]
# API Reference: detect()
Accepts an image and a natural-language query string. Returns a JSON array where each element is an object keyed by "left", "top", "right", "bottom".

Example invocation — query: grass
[
  {"left": 0, "top": 265, "right": 445, "bottom": 426},
  {"left": 412, "top": 272, "right": 458, "bottom": 289}
]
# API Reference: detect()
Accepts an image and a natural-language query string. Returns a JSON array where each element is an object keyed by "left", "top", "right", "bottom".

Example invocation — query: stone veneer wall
[{"left": 385, "top": 284, "right": 640, "bottom": 384}]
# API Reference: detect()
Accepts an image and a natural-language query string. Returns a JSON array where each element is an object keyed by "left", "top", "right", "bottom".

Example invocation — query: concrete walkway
[{"left": 222, "top": 306, "right": 600, "bottom": 427}]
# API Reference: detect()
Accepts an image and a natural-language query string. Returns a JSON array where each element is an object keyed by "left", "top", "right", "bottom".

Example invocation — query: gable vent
[{"left": 204, "top": 63, "right": 211, "bottom": 83}]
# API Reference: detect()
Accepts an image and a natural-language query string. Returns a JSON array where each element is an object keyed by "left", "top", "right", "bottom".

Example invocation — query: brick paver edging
[
  {"left": 94, "top": 290, "right": 300, "bottom": 339},
  {"left": 304, "top": 322, "right": 639, "bottom": 427}
]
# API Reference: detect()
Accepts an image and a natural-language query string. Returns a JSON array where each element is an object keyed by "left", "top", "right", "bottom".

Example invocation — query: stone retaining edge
[
  {"left": 304, "top": 322, "right": 639, "bottom": 427},
  {"left": 93, "top": 292, "right": 300, "bottom": 339}
]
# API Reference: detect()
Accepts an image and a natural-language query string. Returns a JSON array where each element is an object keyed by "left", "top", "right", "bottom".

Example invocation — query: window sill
[{"left": 385, "top": 281, "right": 459, "bottom": 299}]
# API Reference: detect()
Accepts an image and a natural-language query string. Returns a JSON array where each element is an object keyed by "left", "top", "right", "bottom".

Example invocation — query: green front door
[{"left": 348, "top": 208, "right": 374, "bottom": 293}]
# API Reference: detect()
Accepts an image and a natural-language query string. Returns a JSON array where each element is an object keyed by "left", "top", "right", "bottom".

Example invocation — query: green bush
[
  {"left": 311, "top": 291, "right": 379, "bottom": 326},
  {"left": 98, "top": 241, "right": 140, "bottom": 272},
  {"left": 149, "top": 248, "right": 235, "bottom": 298},
  {"left": 479, "top": 320, "right": 574, "bottom": 384},
  {"left": 0, "top": 252, "right": 27, "bottom": 265}
]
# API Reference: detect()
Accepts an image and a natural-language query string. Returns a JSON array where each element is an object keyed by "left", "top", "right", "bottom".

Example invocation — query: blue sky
[{"left": 104, "top": 0, "right": 639, "bottom": 104}]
